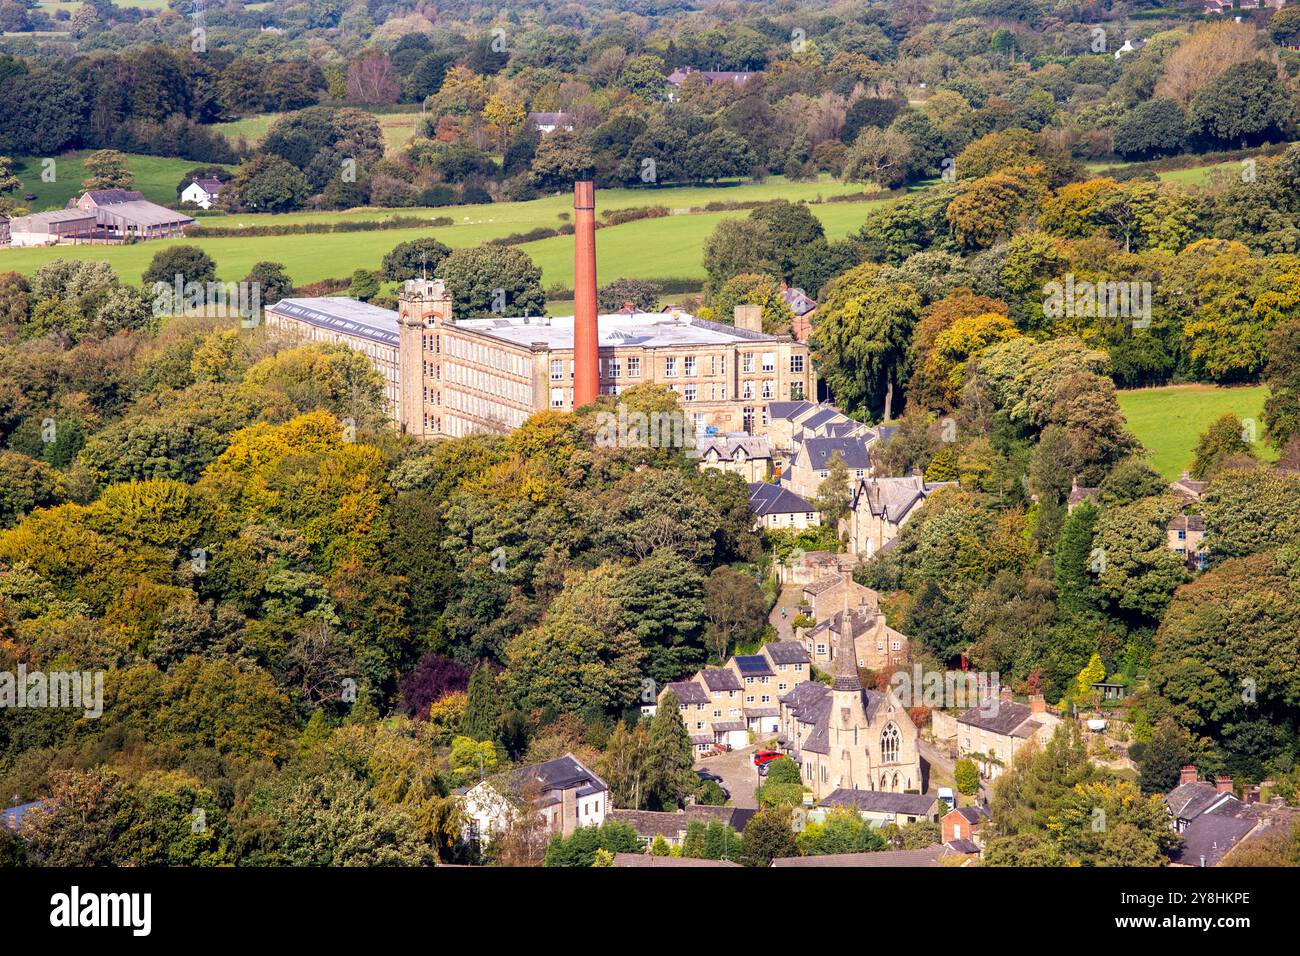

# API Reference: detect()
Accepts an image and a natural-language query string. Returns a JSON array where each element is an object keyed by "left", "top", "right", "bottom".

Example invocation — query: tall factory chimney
[{"left": 573, "top": 180, "right": 599, "bottom": 408}]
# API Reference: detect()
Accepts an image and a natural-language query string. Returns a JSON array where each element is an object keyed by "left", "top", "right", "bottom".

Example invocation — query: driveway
[
  {"left": 696, "top": 744, "right": 760, "bottom": 809},
  {"left": 769, "top": 584, "right": 804, "bottom": 643},
  {"left": 919, "top": 738, "right": 992, "bottom": 804}
]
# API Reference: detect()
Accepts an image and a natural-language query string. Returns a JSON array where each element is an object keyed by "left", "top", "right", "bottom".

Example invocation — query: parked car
[
  {"left": 753, "top": 749, "right": 784, "bottom": 775},
  {"left": 696, "top": 770, "right": 730, "bottom": 801}
]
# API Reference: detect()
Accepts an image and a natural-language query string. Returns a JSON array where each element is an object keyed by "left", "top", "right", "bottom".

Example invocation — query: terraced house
[
  {"left": 955, "top": 692, "right": 1062, "bottom": 781},
  {"left": 657, "top": 642, "right": 811, "bottom": 754}
]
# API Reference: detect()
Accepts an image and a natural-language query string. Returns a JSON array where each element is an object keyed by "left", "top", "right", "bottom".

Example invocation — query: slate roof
[
  {"left": 789, "top": 683, "right": 885, "bottom": 755},
  {"left": 509, "top": 752, "right": 607, "bottom": 795},
  {"left": 697, "top": 433, "right": 772, "bottom": 462},
  {"left": 733, "top": 655, "right": 774, "bottom": 677},
  {"left": 662, "top": 681, "right": 710, "bottom": 706},
  {"left": 825, "top": 421, "right": 862, "bottom": 438},
  {"left": 744, "top": 706, "right": 780, "bottom": 718},
  {"left": 768, "top": 400, "right": 817, "bottom": 421},
  {"left": 763, "top": 641, "right": 811, "bottom": 665},
  {"left": 1170, "top": 473, "right": 1208, "bottom": 501},
  {"left": 781, "top": 680, "right": 831, "bottom": 720},
  {"left": 853, "top": 475, "right": 949, "bottom": 523},
  {"left": 800, "top": 436, "right": 874, "bottom": 471},
  {"left": 804, "top": 573, "right": 846, "bottom": 596},
  {"left": 700, "top": 668, "right": 743, "bottom": 692},
  {"left": 1169, "top": 802, "right": 1267, "bottom": 867},
  {"left": 612, "top": 852, "right": 741, "bottom": 867},
  {"left": 780, "top": 284, "right": 817, "bottom": 317},
  {"left": 268, "top": 297, "right": 401, "bottom": 347},
  {"left": 821, "top": 790, "right": 938, "bottom": 815},
  {"left": 771, "top": 845, "right": 956, "bottom": 867},
  {"left": 802, "top": 409, "right": 841, "bottom": 431},
  {"left": 747, "top": 481, "right": 816, "bottom": 517},
  {"left": 1012, "top": 718, "right": 1043, "bottom": 739},
  {"left": 956, "top": 700, "right": 1035, "bottom": 736},
  {"left": 949, "top": 806, "right": 988, "bottom": 825},
  {"left": 1168, "top": 514, "right": 1205, "bottom": 533},
  {"left": 1165, "top": 781, "right": 1232, "bottom": 822},
  {"left": 946, "top": 838, "right": 981, "bottom": 855},
  {"left": 609, "top": 805, "right": 751, "bottom": 842},
  {"left": 712, "top": 720, "right": 747, "bottom": 732},
  {"left": 80, "top": 189, "right": 145, "bottom": 205},
  {"left": 665, "top": 67, "right": 757, "bottom": 87},
  {"left": 805, "top": 606, "right": 884, "bottom": 645},
  {"left": 1067, "top": 477, "right": 1099, "bottom": 508}
]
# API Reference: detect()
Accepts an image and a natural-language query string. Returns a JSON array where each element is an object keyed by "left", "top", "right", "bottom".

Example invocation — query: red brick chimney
[
  {"left": 1215, "top": 776, "right": 1234, "bottom": 796},
  {"left": 1029, "top": 694, "right": 1046, "bottom": 714},
  {"left": 572, "top": 181, "right": 599, "bottom": 408},
  {"left": 1179, "top": 765, "right": 1199, "bottom": 786}
]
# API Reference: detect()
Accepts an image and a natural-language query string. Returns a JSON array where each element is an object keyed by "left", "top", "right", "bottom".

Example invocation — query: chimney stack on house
[
  {"left": 1215, "top": 776, "right": 1235, "bottom": 796},
  {"left": 734, "top": 303, "right": 762, "bottom": 332},
  {"left": 1179, "top": 765, "right": 1199, "bottom": 786},
  {"left": 1028, "top": 694, "right": 1046, "bottom": 714},
  {"left": 573, "top": 181, "right": 599, "bottom": 408},
  {"left": 999, "top": 685, "right": 1013, "bottom": 704}
]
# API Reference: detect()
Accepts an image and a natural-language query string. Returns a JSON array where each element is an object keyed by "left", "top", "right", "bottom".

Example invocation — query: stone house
[{"left": 955, "top": 694, "right": 1062, "bottom": 781}]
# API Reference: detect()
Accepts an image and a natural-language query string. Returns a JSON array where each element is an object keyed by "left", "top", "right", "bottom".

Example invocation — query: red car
[{"left": 752, "top": 750, "right": 784, "bottom": 768}]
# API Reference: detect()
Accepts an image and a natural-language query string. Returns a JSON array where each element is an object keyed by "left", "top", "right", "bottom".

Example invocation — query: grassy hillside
[
  {"left": 0, "top": 176, "right": 886, "bottom": 288},
  {"left": 212, "top": 108, "right": 425, "bottom": 154},
  {"left": 1117, "top": 384, "right": 1276, "bottom": 479},
  {"left": 11, "top": 152, "right": 229, "bottom": 213}
]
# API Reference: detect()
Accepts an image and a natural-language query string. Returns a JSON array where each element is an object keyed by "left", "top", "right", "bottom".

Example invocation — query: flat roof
[
  {"left": 268, "top": 297, "right": 401, "bottom": 346},
  {"left": 455, "top": 311, "right": 786, "bottom": 351},
  {"left": 267, "top": 297, "right": 795, "bottom": 353}
]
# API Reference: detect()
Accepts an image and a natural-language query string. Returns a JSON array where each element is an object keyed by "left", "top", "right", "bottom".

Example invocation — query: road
[
  {"left": 769, "top": 584, "right": 803, "bottom": 643},
  {"left": 696, "top": 744, "right": 760, "bottom": 809},
  {"left": 919, "top": 738, "right": 992, "bottom": 804}
]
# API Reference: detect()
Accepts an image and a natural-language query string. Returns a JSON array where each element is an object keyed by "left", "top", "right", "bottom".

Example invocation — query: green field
[
  {"left": 212, "top": 108, "right": 424, "bottom": 154},
  {"left": 1156, "top": 162, "right": 1238, "bottom": 187},
  {"left": 0, "top": 175, "right": 887, "bottom": 288},
  {"left": 12, "top": 153, "right": 229, "bottom": 213},
  {"left": 1117, "top": 384, "right": 1276, "bottom": 479},
  {"left": 209, "top": 114, "right": 279, "bottom": 145}
]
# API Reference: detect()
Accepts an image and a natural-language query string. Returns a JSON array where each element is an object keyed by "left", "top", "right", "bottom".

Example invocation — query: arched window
[{"left": 881, "top": 723, "right": 900, "bottom": 764}]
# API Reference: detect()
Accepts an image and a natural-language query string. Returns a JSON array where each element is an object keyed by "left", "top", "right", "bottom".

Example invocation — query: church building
[{"left": 779, "top": 632, "right": 922, "bottom": 800}]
